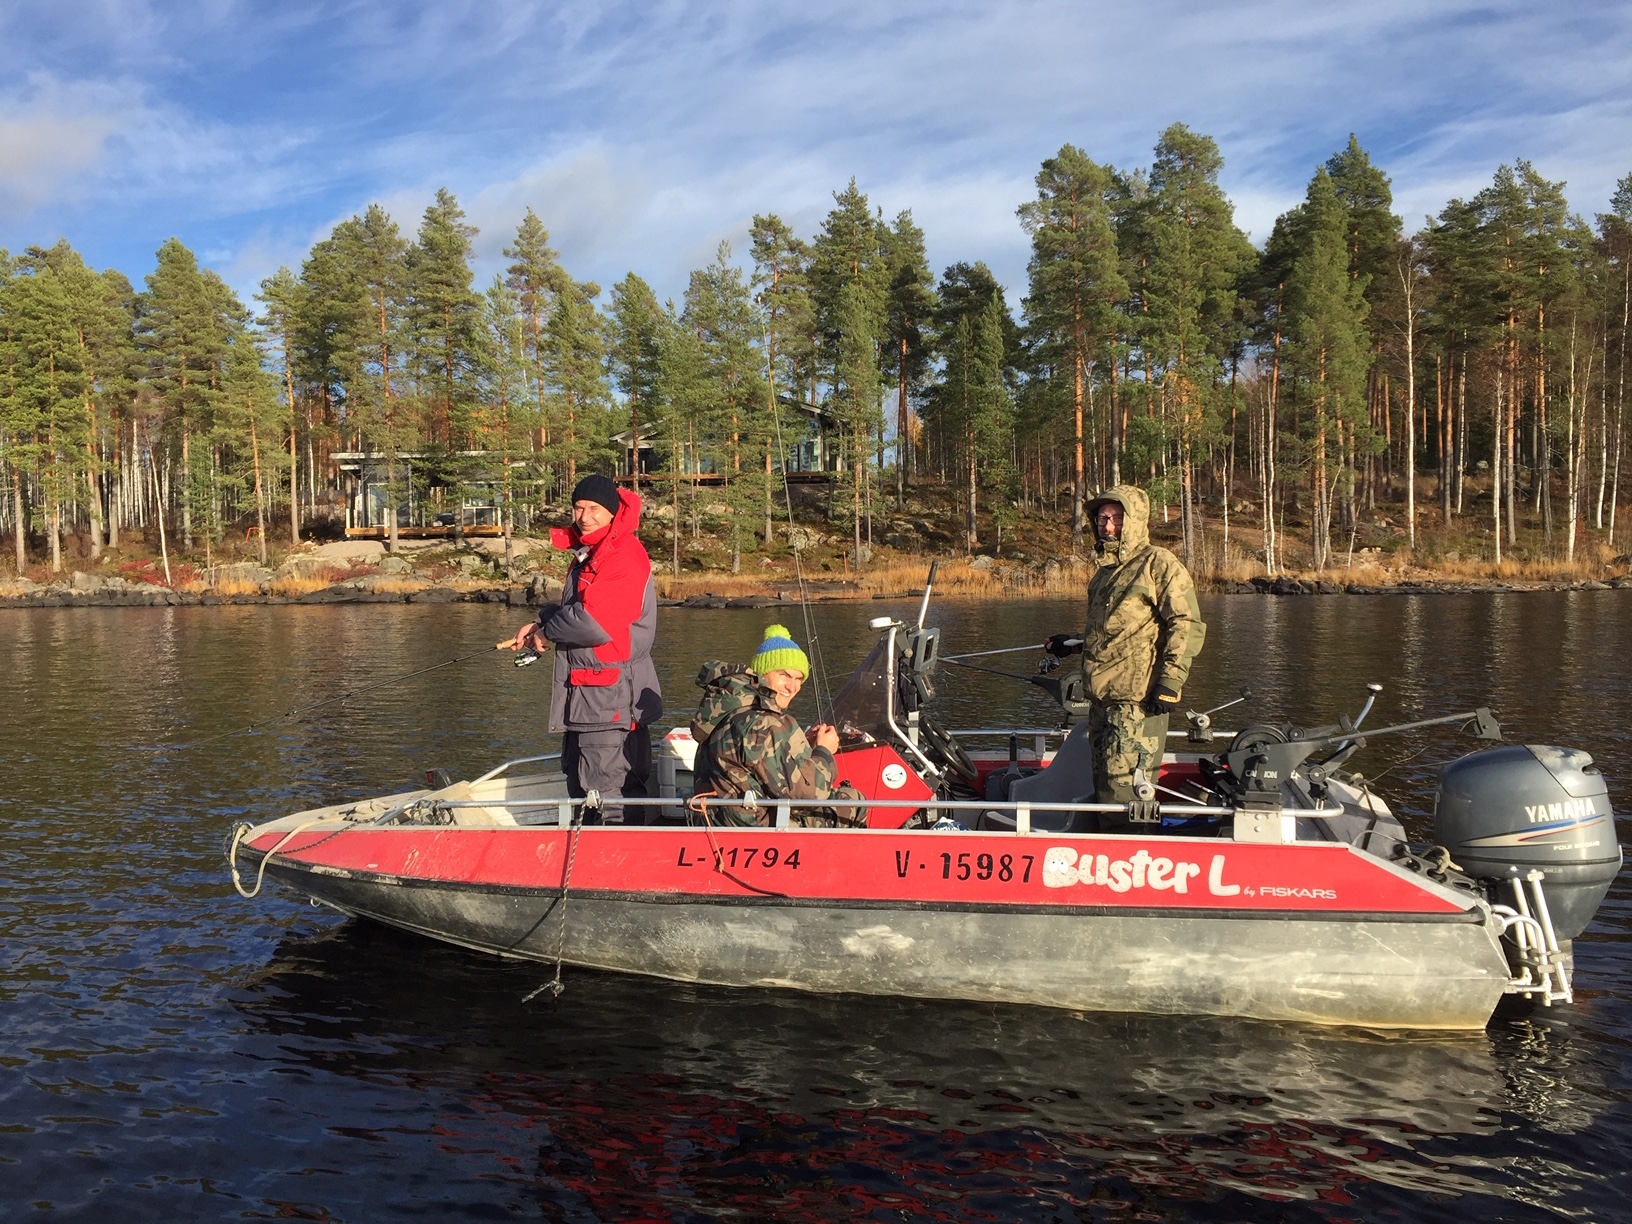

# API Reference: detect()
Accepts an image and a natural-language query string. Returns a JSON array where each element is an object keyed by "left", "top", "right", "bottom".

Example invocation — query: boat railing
[
  {"left": 470, "top": 753, "right": 564, "bottom": 785},
  {"left": 400, "top": 790, "right": 1319, "bottom": 835},
  {"left": 945, "top": 728, "right": 1236, "bottom": 758}
]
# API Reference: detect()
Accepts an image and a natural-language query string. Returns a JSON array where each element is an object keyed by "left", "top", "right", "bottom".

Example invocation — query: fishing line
[
  {"left": 770, "top": 391, "right": 832, "bottom": 712},
  {"left": 1360, "top": 739, "right": 1441, "bottom": 787},
  {"left": 163, "top": 645, "right": 501, "bottom": 751}
]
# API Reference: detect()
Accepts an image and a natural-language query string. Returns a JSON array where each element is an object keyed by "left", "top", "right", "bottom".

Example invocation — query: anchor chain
[{"left": 523, "top": 789, "right": 596, "bottom": 1003}]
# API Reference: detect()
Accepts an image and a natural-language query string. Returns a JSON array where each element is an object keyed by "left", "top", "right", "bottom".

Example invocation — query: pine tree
[
  {"left": 927, "top": 262, "right": 1015, "bottom": 549},
  {"left": 406, "top": 188, "right": 481, "bottom": 448},
  {"left": 654, "top": 299, "right": 707, "bottom": 574},
  {"left": 214, "top": 309, "right": 279, "bottom": 564},
  {"left": 1285, "top": 169, "right": 1371, "bottom": 568},
  {"left": 0, "top": 247, "right": 26, "bottom": 573},
  {"left": 881, "top": 210, "right": 935, "bottom": 505},
  {"left": 23, "top": 241, "right": 137, "bottom": 559},
  {"left": 1142, "top": 124, "right": 1254, "bottom": 562},
  {"left": 1600, "top": 173, "right": 1632, "bottom": 541},
  {"left": 334, "top": 205, "right": 410, "bottom": 547},
  {"left": 750, "top": 214, "right": 814, "bottom": 541},
  {"left": 833, "top": 276, "right": 882, "bottom": 564},
  {"left": 812, "top": 181, "right": 888, "bottom": 563},
  {"left": 478, "top": 275, "right": 538, "bottom": 575},
  {"left": 1324, "top": 136, "right": 1404, "bottom": 512},
  {"left": 505, "top": 208, "right": 567, "bottom": 453},
  {"left": 1019, "top": 145, "right": 1126, "bottom": 546},
  {"left": 543, "top": 277, "right": 610, "bottom": 491},
  {"left": 5, "top": 258, "right": 82, "bottom": 570},
  {"left": 138, "top": 238, "right": 227, "bottom": 551},
  {"left": 607, "top": 272, "right": 664, "bottom": 478},
  {"left": 256, "top": 266, "right": 306, "bottom": 545},
  {"left": 681, "top": 243, "right": 767, "bottom": 572}
]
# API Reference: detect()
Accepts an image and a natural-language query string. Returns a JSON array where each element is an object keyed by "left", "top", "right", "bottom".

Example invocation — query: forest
[{"left": 2, "top": 124, "right": 1630, "bottom": 581}]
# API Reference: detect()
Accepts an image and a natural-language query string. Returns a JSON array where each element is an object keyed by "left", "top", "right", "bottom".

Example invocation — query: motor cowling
[{"left": 1433, "top": 744, "right": 1622, "bottom": 941}]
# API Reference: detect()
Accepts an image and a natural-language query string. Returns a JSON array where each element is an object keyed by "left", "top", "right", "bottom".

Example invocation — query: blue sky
[{"left": 2, "top": 1, "right": 1629, "bottom": 310}]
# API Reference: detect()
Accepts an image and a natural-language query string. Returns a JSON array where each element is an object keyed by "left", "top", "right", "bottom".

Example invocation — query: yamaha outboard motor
[{"left": 1433, "top": 744, "right": 1622, "bottom": 941}]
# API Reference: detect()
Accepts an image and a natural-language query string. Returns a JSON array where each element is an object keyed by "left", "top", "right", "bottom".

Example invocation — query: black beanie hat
[{"left": 571, "top": 473, "right": 621, "bottom": 518}]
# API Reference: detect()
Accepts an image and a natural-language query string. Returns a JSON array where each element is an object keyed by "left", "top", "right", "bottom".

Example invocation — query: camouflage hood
[
  {"left": 690, "top": 660, "right": 760, "bottom": 744},
  {"left": 1087, "top": 484, "right": 1151, "bottom": 560},
  {"left": 1079, "top": 482, "right": 1206, "bottom": 704}
]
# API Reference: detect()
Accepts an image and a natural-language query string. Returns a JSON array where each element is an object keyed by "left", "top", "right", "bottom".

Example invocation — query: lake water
[{"left": 2, "top": 592, "right": 1629, "bottom": 1221}]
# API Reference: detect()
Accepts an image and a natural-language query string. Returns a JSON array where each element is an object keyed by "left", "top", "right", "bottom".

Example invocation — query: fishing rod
[
  {"left": 943, "top": 639, "right": 1079, "bottom": 662},
  {"left": 942, "top": 657, "right": 1036, "bottom": 682},
  {"left": 169, "top": 644, "right": 511, "bottom": 750},
  {"left": 769, "top": 391, "right": 832, "bottom": 711}
]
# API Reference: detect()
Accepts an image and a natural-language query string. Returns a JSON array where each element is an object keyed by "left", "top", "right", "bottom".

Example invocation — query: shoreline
[{"left": 1, "top": 572, "right": 1628, "bottom": 609}]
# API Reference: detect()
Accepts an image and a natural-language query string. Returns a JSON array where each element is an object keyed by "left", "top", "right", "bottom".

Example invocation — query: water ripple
[{"left": 0, "top": 596, "right": 1627, "bottom": 1220}]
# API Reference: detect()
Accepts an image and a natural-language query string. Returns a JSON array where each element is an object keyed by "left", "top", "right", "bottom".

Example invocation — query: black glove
[
  {"left": 1044, "top": 633, "right": 1082, "bottom": 658},
  {"left": 1146, "top": 686, "right": 1181, "bottom": 716}
]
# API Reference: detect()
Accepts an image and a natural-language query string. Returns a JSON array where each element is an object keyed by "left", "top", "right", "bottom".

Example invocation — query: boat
[{"left": 229, "top": 579, "right": 1622, "bottom": 1030}]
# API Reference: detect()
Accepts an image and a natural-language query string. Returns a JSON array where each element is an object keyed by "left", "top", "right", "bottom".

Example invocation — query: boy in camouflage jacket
[{"left": 692, "top": 626, "right": 866, "bottom": 827}]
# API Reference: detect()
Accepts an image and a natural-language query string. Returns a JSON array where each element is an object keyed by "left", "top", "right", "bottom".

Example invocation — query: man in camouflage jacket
[
  {"left": 1048, "top": 484, "right": 1206, "bottom": 815},
  {"left": 692, "top": 631, "right": 866, "bottom": 827}
]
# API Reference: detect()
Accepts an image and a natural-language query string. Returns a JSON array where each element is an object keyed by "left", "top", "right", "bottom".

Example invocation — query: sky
[{"left": 2, "top": 1, "right": 1629, "bottom": 312}]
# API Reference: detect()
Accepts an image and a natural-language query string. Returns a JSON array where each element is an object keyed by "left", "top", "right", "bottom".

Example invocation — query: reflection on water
[
  {"left": 228, "top": 920, "right": 1586, "bottom": 1220},
  {"left": 1, "top": 594, "right": 1629, "bottom": 1220}
]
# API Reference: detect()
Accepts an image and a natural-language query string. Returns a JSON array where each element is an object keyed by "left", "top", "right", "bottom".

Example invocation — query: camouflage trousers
[{"left": 1088, "top": 700, "right": 1168, "bottom": 809}]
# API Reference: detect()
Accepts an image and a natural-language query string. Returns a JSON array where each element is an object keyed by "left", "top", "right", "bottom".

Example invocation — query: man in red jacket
[{"left": 502, "top": 474, "right": 663, "bottom": 824}]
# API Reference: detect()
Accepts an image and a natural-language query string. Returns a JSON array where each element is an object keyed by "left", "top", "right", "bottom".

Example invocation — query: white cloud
[
  {"left": 5, "top": 0, "right": 1632, "bottom": 305},
  {"left": 0, "top": 74, "right": 137, "bottom": 217}
]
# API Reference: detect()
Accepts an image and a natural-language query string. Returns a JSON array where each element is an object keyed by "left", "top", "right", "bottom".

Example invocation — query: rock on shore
[{"left": 0, "top": 568, "right": 568, "bottom": 609}]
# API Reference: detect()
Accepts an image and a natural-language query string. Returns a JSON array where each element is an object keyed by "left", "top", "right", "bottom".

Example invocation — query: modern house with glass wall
[{"left": 333, "top": 451, "right": 511, "bottom": 538}]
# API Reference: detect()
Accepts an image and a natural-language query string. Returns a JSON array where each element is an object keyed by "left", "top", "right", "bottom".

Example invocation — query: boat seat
[
  {"left": 977, "top": 722, "right": 1097, "bottom": 833},
  {"left": 1009, "top": 721, "right": 1097, "bottom": 804}
]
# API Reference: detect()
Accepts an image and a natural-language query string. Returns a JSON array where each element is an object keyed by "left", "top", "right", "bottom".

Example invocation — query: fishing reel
[{"left": 515, "top": 647, "right": 545, "bottom": 668}]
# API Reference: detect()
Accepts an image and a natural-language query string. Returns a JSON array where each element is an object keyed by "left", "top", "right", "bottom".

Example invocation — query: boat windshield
[{"left": 819, "top": 638, "right": 893, "bottom": 741}]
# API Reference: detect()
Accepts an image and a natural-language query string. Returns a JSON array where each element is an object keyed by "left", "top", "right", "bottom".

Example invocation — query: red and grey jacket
[{"left": 537, "top": 487, "right": 663, "bottom": 734}]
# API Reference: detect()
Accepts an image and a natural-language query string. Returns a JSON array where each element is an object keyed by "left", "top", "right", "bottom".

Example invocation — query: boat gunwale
[
  {"left": 241, "top": 815, "right": 1485, "bottom": 914},
  {"left": 241, "top": 849, "right": 1491, "bottom": 925}
]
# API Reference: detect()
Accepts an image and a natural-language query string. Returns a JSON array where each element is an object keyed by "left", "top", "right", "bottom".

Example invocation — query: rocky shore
[
  {"left": 4, "top": 568, "right": 1628, "bottom": 608},
  {"left": 2, "top": 532, "right": 1628, "bottom": 610},
  {"left": 0, "top": 570, "right": 546, "bottom": 608},
  {"left": 1210, "top": 574, "right": 1632, "bottom": 595}
]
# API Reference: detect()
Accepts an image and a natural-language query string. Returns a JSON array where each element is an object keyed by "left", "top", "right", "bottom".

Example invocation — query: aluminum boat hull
[{"left": 237, "top": 817, "right": 1513, "bottom": 1030}]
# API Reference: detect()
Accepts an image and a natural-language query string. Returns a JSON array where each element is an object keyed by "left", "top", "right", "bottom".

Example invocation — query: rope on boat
[
  {"left": 228, "top": 818, "right": 336, "bottom": 898},
  {"left": 522, "top": 791, "right": 592, "bottom": 1003},
  {"left": 686, "top": 791, "right": 791, "bottom": 899}
]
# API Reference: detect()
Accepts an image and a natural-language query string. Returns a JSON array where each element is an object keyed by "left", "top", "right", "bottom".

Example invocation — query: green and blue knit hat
[{"left": 753, "top": 624, "right": 810, "bottom": 679}]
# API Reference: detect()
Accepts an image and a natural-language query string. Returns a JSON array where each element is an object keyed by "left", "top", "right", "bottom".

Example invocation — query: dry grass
[
  {"left": 656, "top": 557, "right": 1088, "bottom": 601},
  {"left": 267, "top": 575, "right": 331, "bottom": 596},
  {"left": 1416, "top": 554, "right": 1606, "bottom": 583},
  {"left": 207, "top": 578, "right": 263, "bottom": 596},
  {"left": 267, "top": 574, "right": 431, "bottom": 596},
  {"left": 1188, "top": 532, "right": 1626, "bottom": 587},
  {"left": 858, "top": 559, "right": 1081, "bottom": 597},
  {"left": 656, "top": 572, "right": 810, "bottom": 599}
]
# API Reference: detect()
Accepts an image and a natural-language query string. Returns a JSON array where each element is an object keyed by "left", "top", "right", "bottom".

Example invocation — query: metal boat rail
[
  {"left": 943, "top": 727, "right": 1235, "bottom": 739},
  {"left": 376, "top": 789, "right": 1343, "bottom": 836},
  {"left": 471, "top": 753, "right": 563, "bottom": 785}
]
